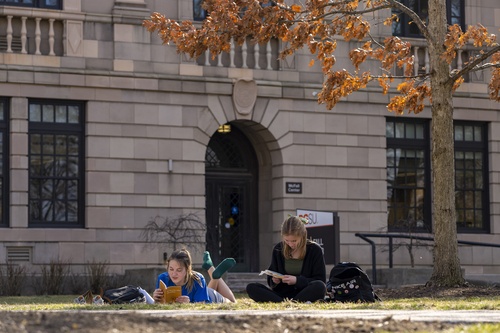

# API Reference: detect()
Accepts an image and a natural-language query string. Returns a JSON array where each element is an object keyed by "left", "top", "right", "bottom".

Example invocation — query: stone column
[{"left": 10, "top": 98, "right": 29, "bottom": 228}]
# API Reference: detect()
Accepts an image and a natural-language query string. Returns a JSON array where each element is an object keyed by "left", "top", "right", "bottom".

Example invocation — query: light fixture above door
[{"left": 217, "top": 124, "right": 231, "bottom": 133}]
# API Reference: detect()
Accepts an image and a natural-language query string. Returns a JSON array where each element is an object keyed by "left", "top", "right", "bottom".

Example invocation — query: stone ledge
[{"left": 369, "top": 268, "right": 483, "bottom": 288}]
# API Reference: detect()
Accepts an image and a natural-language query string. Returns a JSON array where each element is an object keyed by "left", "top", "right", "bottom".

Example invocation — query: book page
[
  {"left": 159, "top": 280, "right": 182, "bottom": 303},
  {"left": 259, "top": 269, "right": 284, "bottom": 279}
]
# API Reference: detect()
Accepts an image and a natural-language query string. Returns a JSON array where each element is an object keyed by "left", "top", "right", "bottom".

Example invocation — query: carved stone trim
[{"left": 233, "top": 79, "right": 257, "bottom": 116}]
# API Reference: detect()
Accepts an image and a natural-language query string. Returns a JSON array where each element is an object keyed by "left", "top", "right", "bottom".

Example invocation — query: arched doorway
[{"left": 205, "top": 124, "right": 259, "bottom": 271}]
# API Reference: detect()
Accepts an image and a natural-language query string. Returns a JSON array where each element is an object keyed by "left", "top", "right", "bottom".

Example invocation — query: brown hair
[
  {"left": 166, "top": 248, "right": 202, "bottom": 292},
  {"left": 281, "top": 216, "right": 308, "bottom": 259}
]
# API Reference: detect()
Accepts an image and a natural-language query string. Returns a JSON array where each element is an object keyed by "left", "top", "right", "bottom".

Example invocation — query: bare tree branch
[
  {"left": 386, "top": 0, "right": 431, "bottom": 43},
  {"left": 450, "top": 45, "right": 500, "bottom": 82},
  {"left": 473, "top": 62, "right": 500, "bottom": 71},
  {"left": 141, "top": 213, "right": 206, "bottom": 251}
]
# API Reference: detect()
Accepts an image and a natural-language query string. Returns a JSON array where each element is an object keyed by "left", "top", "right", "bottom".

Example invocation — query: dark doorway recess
[{"left": 205, "top": 125, "right": 259, "bottom": 271}]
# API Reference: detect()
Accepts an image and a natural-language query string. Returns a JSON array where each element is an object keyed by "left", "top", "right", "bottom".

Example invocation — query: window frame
[
  {"left": 28, "top": 99, "right": 85, "bottom": 228},
  {"left": 0, "top": 97, "right": 9, "bottom": 228},
  {"left": 386, "top": 118, "right": 491, "bottom": 234},
  {"left": 392, "top": 0, "right": 465, "bottom": 38},
  {"left": 454, "top": 121, "right": 490, "bottom": 233},
  {"left": 386, "top": 117, "right": 432, "bottom": 232}
]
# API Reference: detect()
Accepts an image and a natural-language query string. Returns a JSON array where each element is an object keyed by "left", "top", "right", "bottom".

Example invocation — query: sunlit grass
[
  {"left": 378, "top": 324, "right": 500, "bottom": 333},
  {"left": 451, "top": 323, "right": 500, "bottom": 333},
  {"left": 1, "top": 294, "right": 500, "bottom": 333},
  {"left": 1, "top": 294, "right": 500, "bottom": 311}
]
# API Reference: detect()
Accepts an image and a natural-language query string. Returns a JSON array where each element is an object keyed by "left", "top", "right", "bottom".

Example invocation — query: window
[
  {"left": 386, "top": 118, "right": 431, "bottom": 231},
  {"left": 29, "top": 100, "right": 85, "bottom": 227},
  {"left": 0, "top": 0, "right": 61, "bottom": 9},
  {"left": 194, "top": 0, "right": 274, "bottom": 22},
  {"left": 454, "top": 122, "right": 490, "bottom": 232},
  {"left": 0, "top": 98, "right": 9, "bottom": 227},
  {"left": 449, "top": 0, "right": 463, "bottom": 27},
  {"left": 392, "top": 0, "right": 464, "bottom": 38},
  {"left": 386, "top": 118, "right": 490, "bottom": 233},
  {"left": 193, "top": 0, "right": 207, "bottom": 21}
]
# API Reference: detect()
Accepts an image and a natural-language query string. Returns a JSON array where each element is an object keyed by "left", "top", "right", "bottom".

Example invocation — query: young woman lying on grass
[{"left": 151, "top": 248, "right": 237, "bottom": 303}]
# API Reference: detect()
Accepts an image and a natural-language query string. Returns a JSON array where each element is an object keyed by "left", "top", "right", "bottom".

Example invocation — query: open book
[
  {"left": 259, "top": 269, "right": 284, "bottom": 279},
  {"left": 159, "top": 280, "right": 182, "bottom": 303}
]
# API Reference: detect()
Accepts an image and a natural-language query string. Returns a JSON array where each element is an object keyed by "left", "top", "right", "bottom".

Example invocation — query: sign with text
[
  {"left": 286, "top": 182, "right": 302, "bottom": 194},
  {"left": 296, "top": 209, "right": 340, "bottom": 265}
]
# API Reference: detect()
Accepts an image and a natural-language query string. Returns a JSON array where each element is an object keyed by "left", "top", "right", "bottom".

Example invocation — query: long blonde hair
[
  {"left": 281, "top": 216, "right": 308, "bottom": 259},
  {"left": 166, "top": 248, "right": 202, "bottom": 292}
]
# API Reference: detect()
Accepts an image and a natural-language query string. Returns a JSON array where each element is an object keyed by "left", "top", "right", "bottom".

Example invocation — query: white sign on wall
[
  {"left": 296, "top": 209, "right": 334, "bottom": 227},
  {"left": 296, "top": 209, "right": 339, "bottom": 264}
]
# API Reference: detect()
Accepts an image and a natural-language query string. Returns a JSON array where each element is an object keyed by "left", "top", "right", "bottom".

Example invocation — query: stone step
[
  {"left": 225, "top": 272, "right": 267, "bottom": 293},
  {"left": 465, "top": 274, "right": 500, "bottom": 286}
]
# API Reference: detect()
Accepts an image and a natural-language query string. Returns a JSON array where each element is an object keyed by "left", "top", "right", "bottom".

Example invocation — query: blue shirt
[{"left": 156, "top": 271, "right": 212, "bottom": 303}]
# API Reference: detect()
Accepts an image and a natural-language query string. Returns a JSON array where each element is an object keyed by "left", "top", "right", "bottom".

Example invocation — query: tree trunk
[{"left": 427, "top": 0, "right": 465, "bottom": 286}]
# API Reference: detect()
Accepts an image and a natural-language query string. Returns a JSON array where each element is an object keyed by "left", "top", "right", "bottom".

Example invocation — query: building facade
[{"left": 0, "top": 0, "right": 499, "bottom": 282}]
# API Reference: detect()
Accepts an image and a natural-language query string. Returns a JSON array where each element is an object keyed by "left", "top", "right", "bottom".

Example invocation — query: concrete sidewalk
[{"left": 81, "top": 309, "right": 500, "bottom": 323}]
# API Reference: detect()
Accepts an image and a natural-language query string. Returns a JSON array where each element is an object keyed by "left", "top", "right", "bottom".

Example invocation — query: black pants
[{"left": 246, "top": 280, "right": 326, "bottom": 303}]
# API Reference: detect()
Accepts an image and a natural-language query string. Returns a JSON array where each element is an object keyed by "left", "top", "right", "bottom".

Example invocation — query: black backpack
[
  {"left": 326, "top": 262, "right": 381, "bottom": 303},
  {"left": 102, "top": 285, "right": 147, "bottom": 304}
]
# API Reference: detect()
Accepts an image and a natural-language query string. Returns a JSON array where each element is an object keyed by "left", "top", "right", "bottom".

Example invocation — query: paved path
[{"left": 84, "top": 309, "right": 500, "bottom": 323}]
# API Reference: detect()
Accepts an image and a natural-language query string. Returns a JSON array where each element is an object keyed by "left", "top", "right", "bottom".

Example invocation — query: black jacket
[{"left": 267, "top": 240, "right": 326, "bottom": 298}]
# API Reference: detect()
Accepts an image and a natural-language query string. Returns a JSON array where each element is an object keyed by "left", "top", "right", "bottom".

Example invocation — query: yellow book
[{"left": 159, "top": 280, "right": 182, "bottom": 304}]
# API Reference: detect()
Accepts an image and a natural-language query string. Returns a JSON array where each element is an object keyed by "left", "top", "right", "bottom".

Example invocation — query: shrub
[
  {"left": 85, "top": 260, "right": 109, "bottom": 294},
  {"left": 68, "top": 271, "right": 87, "bottom": 294},
  {"left": 35, "top": 259, "right": 70, "bottom": 295},
  {"left": 0, "top": 262, "right": 28, "bottom": 296}
]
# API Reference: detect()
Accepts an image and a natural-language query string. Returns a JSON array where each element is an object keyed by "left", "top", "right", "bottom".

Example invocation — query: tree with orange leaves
[{"left": 144, "top": 0, "right": 500, "bottom": 287}]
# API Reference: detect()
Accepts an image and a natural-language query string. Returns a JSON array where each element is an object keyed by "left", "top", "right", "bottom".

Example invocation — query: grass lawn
[
  {"left": 1, "top": 294, "right": 500, "bottom": 332},
  {"left": 1, "top": 293, "right": 500, "bottom": 311}
]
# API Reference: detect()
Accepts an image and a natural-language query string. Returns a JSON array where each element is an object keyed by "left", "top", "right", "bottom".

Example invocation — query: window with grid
[
  {"left": 387, "top": 118, "right": 490, "bottom": 234},
  {"left": 454, "top": 122, "right": 489, "bottom": 232},
  {"left": 386, "top": 118, "right": 431, "bottom": 232},
  {"left": 0, "top": 98, "right": 9, "bottom": 227},
  {"left": 392, "top": 0, "right": 464, "bottom": 38},
  {"left": 28, "top": 100, "right": 85, "bottom": 227}
]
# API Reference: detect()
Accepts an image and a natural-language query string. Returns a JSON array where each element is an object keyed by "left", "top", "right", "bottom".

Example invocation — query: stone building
[{"left": 0, "top": 0, "right": 499, "bottom": 288}]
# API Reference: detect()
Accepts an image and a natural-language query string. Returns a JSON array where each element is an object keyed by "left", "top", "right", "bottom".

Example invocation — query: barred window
[{"left": 28, "top": 100, "right": 85, "bottom": 227}]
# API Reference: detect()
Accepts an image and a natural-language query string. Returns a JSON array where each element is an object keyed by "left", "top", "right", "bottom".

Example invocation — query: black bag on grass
[
  {"left": 326, "top": 262, "right": 381, "bottom": 303},
  {"left": 102, "top": 285, "right": 146, "bottom": 304}
]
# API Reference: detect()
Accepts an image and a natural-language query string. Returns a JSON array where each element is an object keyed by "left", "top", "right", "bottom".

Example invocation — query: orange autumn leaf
[
  {"left": 291, "top": 4, "right": 301, "bottom": 13},
  {"left": 384, "top": 15, "right": 397, "bottom": 26},
  {"left": 452, "top": 77, "right": 465, "bottom": 92},
  {"left": 378, "top": 76, "right": 391, "bottom": 94}
]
